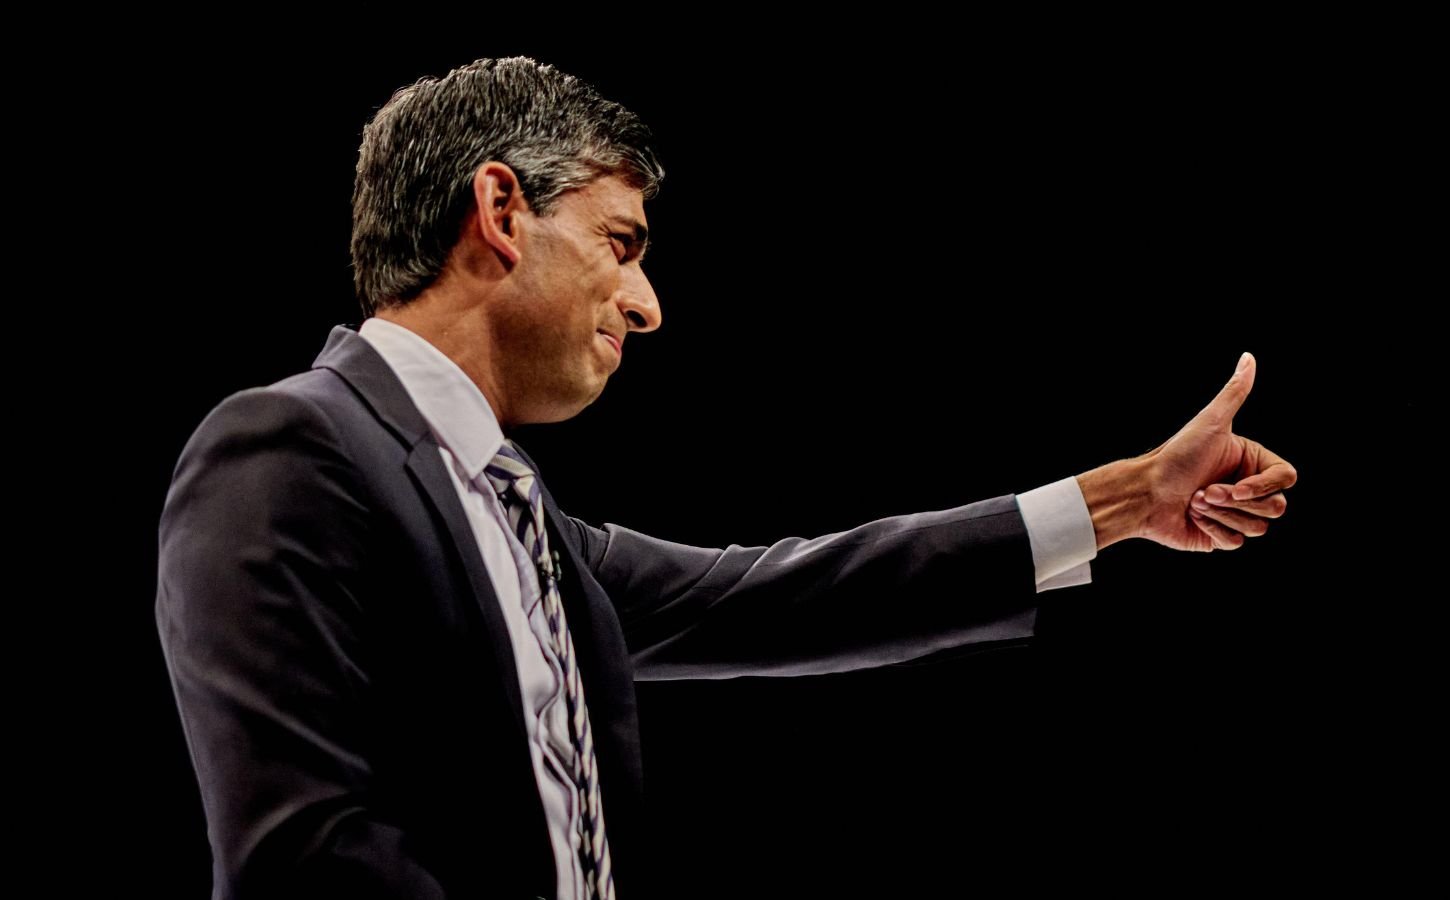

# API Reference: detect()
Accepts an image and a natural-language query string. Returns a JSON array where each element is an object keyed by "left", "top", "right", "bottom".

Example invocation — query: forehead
[{"left": 565, "top": 174, "right": 647, "bottom": 225}]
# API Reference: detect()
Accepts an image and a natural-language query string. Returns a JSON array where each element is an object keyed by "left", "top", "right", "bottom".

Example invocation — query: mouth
[{"left": 597, "top": 331, "right": 622, "bottom": 359}]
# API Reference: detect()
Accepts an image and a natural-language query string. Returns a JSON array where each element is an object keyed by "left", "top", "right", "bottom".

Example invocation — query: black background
[{"left": 54, "top": 27, "right": 1427, "bottom": 898}]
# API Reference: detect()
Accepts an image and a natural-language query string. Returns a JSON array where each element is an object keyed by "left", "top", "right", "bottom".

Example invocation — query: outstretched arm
[
  {"left": 564, "top": 494, "right": 1041, "bottom": 681},
  {"left": 562, "top": 354, "right": 1294, "bottom": 682},
  {"left": 156, "top": 389, "right": 448, "bottom": 899}
]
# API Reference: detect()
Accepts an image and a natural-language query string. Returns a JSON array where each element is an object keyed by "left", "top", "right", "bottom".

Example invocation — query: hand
[
  {"left": 1140, "top": 352, "right": 1298, "bottom": 552},
  {"left": 1186, "top": 480, "right": 1289, "bottom": 551}
]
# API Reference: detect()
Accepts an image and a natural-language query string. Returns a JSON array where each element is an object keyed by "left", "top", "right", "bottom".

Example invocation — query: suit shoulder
[
  {"left": 166, "top": 369, "right": 364, "bottom": 489},
  {"left": 189, "top": 369, "right": 356, "bottom": 443}
]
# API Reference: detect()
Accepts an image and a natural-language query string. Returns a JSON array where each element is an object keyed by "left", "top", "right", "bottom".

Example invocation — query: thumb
[{"left": 1196, "top": 351, "right": 1256, "bottom": 427}]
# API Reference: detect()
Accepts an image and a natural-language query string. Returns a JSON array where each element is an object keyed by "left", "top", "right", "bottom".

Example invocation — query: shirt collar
[{"left": 356, "top": 316, "right": 504, "bottom": 483}]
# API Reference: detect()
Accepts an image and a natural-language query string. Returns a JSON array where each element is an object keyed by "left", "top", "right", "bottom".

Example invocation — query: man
[{"left": 155, "top": 56, "right": 1296, "bottom": 899}]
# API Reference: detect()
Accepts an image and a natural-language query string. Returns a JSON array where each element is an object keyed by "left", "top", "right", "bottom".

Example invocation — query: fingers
[
  {"left": 1231, "top": 440, "right": 1299, "bottom": 500},
  {"left": 1189, "top": 508, "right": 1245, "bottom": 550},
  {"left": 1231, "top": 461, "right": 1297, "bottom": 500},
  {"left": 1202, "top": 484, "right": 1288, "bottom": 518},
  {"left": 1191, "top": 490, "right": 1271, "bottom": 537}
]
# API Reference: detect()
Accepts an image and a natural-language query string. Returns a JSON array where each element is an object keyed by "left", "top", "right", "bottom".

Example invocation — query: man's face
[{"left": 496, "top": 173, "right": 660, "bottom": 423}]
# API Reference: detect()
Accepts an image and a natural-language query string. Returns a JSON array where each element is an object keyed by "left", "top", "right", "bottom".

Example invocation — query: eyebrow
[{"left": 608, "top": 217, "right": 651, "bottom": 262}]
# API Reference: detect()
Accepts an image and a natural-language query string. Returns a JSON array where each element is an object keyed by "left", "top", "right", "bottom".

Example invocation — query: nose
[{"left": 616, "top": 266, "right": 662, "bottom": 334}]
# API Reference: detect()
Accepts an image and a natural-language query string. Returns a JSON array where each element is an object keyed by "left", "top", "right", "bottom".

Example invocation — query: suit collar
[
  {"left": 311, "top": 322, "right": 434, "bottom": 451},
  {"left": 352, "top": 317, "right": 507, "bottom": 485}
]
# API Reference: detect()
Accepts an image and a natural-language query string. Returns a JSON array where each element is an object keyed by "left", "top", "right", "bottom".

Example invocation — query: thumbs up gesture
[
  {"left": 1075, "top": 352, "right": 1298, "bottom": 553},
  {"left": 1139, "top": 352, "right": 1298, "bottom": 552}
]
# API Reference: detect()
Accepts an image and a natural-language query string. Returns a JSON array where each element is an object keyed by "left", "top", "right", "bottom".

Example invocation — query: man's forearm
[{"left": 1075, "top": 454, "right": 1157, "bottom": 551}]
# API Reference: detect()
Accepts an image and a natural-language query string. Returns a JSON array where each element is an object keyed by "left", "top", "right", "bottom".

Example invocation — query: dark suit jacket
[{"left": 155, "top": 323, "right": 1044, "bottom": 899}]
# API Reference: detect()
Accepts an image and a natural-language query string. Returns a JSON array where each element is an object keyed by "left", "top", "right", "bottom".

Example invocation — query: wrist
[{"left": 1074, "top": 453, "right": 1157, "bottom": 552}]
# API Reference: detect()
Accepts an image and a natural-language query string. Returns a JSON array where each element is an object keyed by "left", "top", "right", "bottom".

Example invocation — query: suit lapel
[{"left": 310, "top": 323, "right": 529, "bottom": 750}]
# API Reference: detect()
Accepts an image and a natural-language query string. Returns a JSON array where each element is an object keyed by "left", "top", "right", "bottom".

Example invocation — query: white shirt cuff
[{"left": 1015, "top": 475, "right": 1098, "bottom": 594}]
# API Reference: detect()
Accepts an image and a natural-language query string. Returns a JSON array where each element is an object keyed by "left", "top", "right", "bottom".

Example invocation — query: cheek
[{"left": 493, "top": 305, "right": 561, "bottom": 357}]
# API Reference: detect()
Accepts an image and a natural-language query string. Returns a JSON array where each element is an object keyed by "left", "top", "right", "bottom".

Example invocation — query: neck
[{"left": 374, "top": 291, "right": 512, "bottom": 427}]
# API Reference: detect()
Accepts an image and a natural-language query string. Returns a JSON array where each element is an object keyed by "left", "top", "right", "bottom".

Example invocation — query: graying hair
[{"left": 350, "top": 56, "right": 665, "bottom": 317}]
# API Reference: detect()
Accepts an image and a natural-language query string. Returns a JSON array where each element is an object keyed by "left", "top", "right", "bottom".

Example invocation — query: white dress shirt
[{"left": 357, "top": 315, "right": 1098, "bottom": 898}]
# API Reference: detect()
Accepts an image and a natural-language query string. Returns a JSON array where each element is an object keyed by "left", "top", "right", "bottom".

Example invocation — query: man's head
[
  {"left": 351, "top": 56, "right": 663, "bottom": 316},
  {"left": 350, "top": 57, "right": 665, "bottom": 426}
]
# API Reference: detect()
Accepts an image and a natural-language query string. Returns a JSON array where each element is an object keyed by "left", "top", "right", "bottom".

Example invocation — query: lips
[{"left": 597, "top": 331, "right": 622, "bottom": 358}]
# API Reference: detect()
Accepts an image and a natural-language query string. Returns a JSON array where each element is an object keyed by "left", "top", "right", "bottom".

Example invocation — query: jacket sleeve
[
  {"left": 155, "top": 388, "right": 449, "bottom": 899},
  {"left": 563, "top": 496, "right": 1041, "bottom": 681}
]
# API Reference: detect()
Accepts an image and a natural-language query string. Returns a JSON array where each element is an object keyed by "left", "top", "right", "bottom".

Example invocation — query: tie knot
[
  {"left": 481, "top": 441, "right": 558, "bottom": 585},
  {"left": 482, "top": 438, "right": 537, "bottom": 502}
]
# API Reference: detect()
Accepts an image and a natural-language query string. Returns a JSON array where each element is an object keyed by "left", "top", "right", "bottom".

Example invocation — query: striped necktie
[{"left": 483, "top": 439, "right": 616, "bottom": 900}]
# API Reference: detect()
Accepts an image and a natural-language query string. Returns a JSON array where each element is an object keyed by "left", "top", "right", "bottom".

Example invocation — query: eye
[{"left": 609, "top": 234, "right": 634, "bottom": 261}]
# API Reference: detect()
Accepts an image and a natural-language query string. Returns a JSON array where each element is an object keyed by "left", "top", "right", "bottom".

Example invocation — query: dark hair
[{"left": 350, "top": 56, "right": 665, "bottom": 317}]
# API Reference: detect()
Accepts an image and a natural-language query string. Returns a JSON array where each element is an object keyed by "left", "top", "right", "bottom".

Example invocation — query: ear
[{"left": 470, "top": 161, "right": 529, "bottom": 267}]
